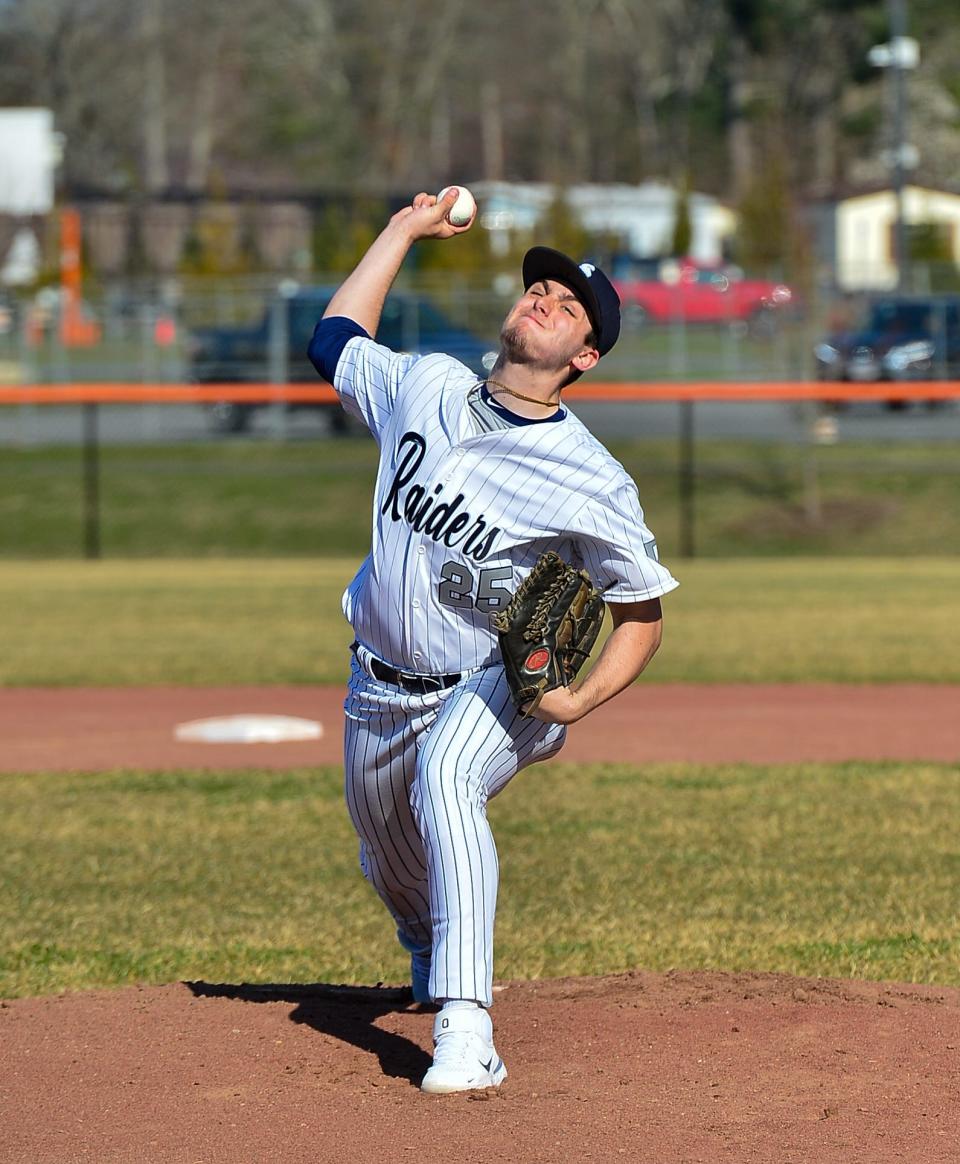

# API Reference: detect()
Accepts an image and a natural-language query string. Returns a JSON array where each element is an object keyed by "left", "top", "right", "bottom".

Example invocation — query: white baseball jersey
[{"left": 334, "top": 336, "right": 678, "bottom": 675}]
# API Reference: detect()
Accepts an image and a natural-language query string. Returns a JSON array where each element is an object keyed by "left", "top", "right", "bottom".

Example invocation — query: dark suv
[
  {"left": 188, "top": 286, "right": 496, "bottom": 433},
  {"left": 815, "top": 295, "right": 960, "bottom": 388}
]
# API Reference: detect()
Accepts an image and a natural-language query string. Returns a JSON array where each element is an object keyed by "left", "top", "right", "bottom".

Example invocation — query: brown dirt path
[{"left": 1, "top": 683, "right": 958, "bottom": 772}]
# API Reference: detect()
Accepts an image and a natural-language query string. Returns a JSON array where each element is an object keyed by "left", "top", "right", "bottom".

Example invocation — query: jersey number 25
[{"left": 438, "top": 562, "right": 513, "bottom": 613}]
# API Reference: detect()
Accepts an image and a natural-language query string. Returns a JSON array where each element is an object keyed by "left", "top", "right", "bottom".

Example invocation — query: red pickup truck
[{"left": 613, "top": 257, "right": 794, "bottom": 329}]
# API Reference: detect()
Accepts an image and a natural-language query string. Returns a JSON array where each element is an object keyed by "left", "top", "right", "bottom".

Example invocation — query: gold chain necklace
[{"left": 485, "top": 379, "right": 560, "bottom": 409}]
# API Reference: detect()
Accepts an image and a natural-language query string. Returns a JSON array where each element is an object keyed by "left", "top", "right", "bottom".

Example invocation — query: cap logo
[{"left": 579, "top": 263, "right": 596, "bottom": 278}]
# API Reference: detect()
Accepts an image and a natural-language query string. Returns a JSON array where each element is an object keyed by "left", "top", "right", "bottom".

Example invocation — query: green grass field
[
  {"left": 2, "top": 436, "right": 959, "bottom": 559},
  {"left": 1, "top": 556, "right": 958, "bottom": 685},
  {"left": 3, "top": 761, "right": 958, "bottom": 999}
]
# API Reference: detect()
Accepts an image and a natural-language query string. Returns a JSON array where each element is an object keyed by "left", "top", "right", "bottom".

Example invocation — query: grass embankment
[
  {"left": 1, "top": 556, "right": 957, "bottom": 685},
  {"left": 2, "top": 436, "right": 959, "bottom": 558},
  {"left": 2, "top": 762, "right": 958, "bottom": 999}
]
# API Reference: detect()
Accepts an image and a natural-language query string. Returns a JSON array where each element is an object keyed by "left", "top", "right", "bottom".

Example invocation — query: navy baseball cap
[{"left": 522, "top": 246, "right": 621, "bottom": 357}]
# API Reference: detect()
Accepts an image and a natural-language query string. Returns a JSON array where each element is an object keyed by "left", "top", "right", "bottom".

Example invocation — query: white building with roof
[
  {"left": 471, "top": 180, "right": 736, "bottom": 264},
  {"left": 0, "top": 108, "right": 58, "bottom": 215},
  {"left": 0, "top": 108, "right": 59, "bottom": 286},
  {"left": 834, "top": 185, "right": 960, "bottom": 290}
]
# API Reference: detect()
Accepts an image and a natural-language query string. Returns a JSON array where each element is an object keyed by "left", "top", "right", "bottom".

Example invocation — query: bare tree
[
  {"left": 140, "top": 0, "right": 168, "bottom": 194},
  {"left": 600, "top": 0, "right": 725, "bottom": 186},
  {"left": 477, "top": 80, "right": 501, "bottom": 182},
  {"left": 605, "top": 0, "right": 668, "bottom": 178},
  {"left": 549, "top": 0, "right": 603, "bottom": 179},
  {"left": 32, "top": 2, "right": 144, "bottom": 189},
  {"left": 5, "top": 0, "right": 957, "bottom": 213},
  {"left": 353, "top": 0, "right": 469, "bottom": 188},
  {"left": 183, "top": 5, "right": 226, "bottom": 193}
]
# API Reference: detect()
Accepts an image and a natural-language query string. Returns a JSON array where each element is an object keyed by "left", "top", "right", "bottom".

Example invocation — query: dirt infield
[
  {"left": 4, "top": 972, "right": 959, "bottom": 1163},
  {"left": 1, "top": 682, "right": 958, "bottom": 772},
  {"left": 3, "top": 683, "right": 960, "bottom": 1163}
]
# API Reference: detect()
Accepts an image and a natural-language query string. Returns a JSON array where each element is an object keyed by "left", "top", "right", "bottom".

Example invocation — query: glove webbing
[
  {"left": 523, "top": 569, "right": 572, "bottom": 641},
  {"left": 494, "top": 554, "right": 565, "bottom": 637}
]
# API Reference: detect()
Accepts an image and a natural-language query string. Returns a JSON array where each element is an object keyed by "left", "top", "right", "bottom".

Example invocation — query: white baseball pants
[{"left": 343, "top": 652, "right": 566, "bottom": 1007}]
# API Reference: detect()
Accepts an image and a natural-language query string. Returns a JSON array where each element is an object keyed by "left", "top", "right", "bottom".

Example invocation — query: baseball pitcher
[{"left": 308, "top": 188, "right": 678, "bottom": 1094}]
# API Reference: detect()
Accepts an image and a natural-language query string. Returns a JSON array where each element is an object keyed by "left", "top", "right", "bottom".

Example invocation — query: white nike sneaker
[{"left": 420, "top": 1005, "right": 507, "bottom": 1095}]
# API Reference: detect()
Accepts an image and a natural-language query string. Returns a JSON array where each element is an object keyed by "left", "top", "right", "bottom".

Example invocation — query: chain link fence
[{"left": 3, "top": 261, "right": 960, "bottom": 389}]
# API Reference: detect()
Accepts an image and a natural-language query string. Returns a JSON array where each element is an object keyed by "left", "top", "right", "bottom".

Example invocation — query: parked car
[
  {"left": 187, "top": 286, "right": 496, "bottom": 433},
  {"left": 814, "top": 294, "right": 960, "bottom": 406},
  {"left": 611, "top": 256, "right": 794, "bottom": 331}
]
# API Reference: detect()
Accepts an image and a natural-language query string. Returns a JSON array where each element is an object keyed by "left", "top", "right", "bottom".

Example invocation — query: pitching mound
[{"left": 4, "top": 970, "right": 959, "bottom": 1163}]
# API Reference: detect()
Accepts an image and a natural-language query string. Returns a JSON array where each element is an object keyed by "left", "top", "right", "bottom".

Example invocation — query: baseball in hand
[{"left": 437, "top": 185, "right": 476, "bottom": 227}]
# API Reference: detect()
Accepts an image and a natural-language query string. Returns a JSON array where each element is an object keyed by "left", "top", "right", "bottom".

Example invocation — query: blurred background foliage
[{"left": 1, "top": 0, "right": 958, "bottom": 213}]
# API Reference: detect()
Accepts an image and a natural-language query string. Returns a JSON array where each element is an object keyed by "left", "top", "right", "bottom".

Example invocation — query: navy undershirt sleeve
[{"left": 307, "top": 316, "right": 371, "bottom": 384}]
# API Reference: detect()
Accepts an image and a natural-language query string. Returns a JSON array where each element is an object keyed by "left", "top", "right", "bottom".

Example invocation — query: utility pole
[
  {"left": 889, "top": 0, "right": 908, "bottom": 289},
  {"left": 141, "top": 0, "right": 169, "bottom": 196},
  {"left": 869, "top": 1, "right": 919, "bottom": 290}
]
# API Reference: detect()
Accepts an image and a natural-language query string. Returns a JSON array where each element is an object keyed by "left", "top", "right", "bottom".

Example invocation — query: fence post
[
  {"left": 82, "top": 402, "right": 101, "bottom": 559},
  {"left": 678, "top": 399, "right": 695, "bottom": 558},
  {"left": 267, "top": 292, "right": 290, "bottom": 439}
]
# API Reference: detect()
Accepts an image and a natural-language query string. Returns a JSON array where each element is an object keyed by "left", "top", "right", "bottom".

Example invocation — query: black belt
[{"left": 351, "top": 642, "right": 461, "bottom": 695}]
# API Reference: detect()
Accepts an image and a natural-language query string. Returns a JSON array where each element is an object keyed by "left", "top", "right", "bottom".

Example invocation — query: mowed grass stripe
[
  {"left": 0, "top": 557, "right": 958, "bottom": 684},
  {"left": 3, "top": 436, "right": 960, "bottom": 559},
  {"left": 2, "top": 761, "right": 959, "bottom": 998}
]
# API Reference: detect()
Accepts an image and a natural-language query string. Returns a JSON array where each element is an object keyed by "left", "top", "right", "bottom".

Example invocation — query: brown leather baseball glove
[{"left": 492, "top": 551, "right": 606, "bottom": 717}]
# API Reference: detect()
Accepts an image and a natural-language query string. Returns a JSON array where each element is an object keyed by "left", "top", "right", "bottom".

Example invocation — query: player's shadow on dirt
[{"left": 185, "top": 981, "right": 432, "bottom": 1086}]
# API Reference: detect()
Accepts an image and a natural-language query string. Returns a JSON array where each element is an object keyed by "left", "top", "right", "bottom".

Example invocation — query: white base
[{"left": 174, "top": 715, "right": 323, "bottom": 744}]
